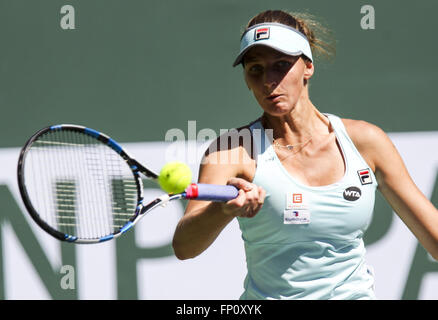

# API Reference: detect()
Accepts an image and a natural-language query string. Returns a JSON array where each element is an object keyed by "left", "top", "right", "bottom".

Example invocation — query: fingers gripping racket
[{"left": 17, "top": 124, "right": 238, "bottom": 244}]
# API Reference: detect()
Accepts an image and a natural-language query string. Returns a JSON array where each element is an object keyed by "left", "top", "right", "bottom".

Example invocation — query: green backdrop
[
  {"left": 0, "top": 0, "right": 437, "bottom": 300},
  {"left": 1, "top": 0, "right": 437, "bottom": 148}
]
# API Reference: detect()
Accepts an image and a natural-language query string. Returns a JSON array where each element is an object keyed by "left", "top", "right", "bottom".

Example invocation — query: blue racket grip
[{"left": 185, "top": 183, "right": 239, "bottom": 202}]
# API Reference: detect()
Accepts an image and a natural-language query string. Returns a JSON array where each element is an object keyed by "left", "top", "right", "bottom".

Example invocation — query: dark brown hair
[{"left": 244, "top": 10, "right": 336, "bottom": 63}]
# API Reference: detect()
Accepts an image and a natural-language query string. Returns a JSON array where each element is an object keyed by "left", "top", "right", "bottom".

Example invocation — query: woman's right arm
[{"left": 172, "top": 145, "right": 265, "bottom": 260}]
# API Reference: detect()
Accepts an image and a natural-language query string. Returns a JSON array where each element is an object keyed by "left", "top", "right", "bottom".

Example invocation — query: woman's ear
[{"left": 303, "top": 60, "right": 314, "bottom": 80}]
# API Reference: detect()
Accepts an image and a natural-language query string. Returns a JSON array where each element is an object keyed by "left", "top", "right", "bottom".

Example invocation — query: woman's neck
[{"left": 262, "top": 101, "right": 330, "bottom": 145}]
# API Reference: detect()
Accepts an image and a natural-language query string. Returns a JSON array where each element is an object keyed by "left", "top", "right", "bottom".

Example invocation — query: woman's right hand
[{"left": 222, "top": 177, "right": 266, "bottom": 218}]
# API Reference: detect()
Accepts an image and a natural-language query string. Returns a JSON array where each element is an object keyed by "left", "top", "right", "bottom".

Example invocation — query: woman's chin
[{"left": 262, "top": 104, "right": 293, "bottom": 117}]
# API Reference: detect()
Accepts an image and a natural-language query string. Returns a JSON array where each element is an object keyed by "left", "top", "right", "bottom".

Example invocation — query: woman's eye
[
  {"left": 250, "top": 66, "right": 261, "bottom": 73},
  {"left": 275, "top": 60, "right": 292, "bottom": 70},
  {"left": 248, "top": 65, "right": 263, "bottom": 74}
]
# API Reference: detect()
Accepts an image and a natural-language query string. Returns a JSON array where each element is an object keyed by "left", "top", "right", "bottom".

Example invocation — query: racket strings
[{"left": 24, "top": 129, "right": 138, "bottom": 240}]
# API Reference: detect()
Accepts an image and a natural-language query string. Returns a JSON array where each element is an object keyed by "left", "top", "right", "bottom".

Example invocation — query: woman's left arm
[{"left": 345, "top": 119, "right": 438, "bottom": 260}]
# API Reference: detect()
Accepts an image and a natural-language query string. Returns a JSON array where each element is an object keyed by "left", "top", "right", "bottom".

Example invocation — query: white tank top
[{"left": 237, "top": 114, "right": 377, "bottom": 300}]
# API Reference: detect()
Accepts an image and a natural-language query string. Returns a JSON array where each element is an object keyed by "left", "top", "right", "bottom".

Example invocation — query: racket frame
[
  {"left": 17, "top": 124, "right": 163, "bottom": 244},
  {"left": 17, "top": 124, "right": 238, "bottom": 244}
]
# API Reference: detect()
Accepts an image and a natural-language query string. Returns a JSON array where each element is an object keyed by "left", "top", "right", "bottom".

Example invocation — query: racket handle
[{"left": 185, "top": 183, "right": 239, "bottom": 201}]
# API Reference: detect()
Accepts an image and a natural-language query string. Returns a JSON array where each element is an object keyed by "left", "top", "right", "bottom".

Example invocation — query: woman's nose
[{"left": 264, "top": 71, "right": 279, "bottom": 90}]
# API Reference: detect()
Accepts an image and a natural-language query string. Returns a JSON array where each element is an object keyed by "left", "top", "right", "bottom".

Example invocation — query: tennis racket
[{"left": 17, "top": 124, "right": 238, "bottom": 244}]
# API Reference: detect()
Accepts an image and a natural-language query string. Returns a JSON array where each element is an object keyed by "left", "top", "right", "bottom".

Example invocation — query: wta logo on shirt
[
  {"left": 254, "top": 27, "right": 270, "bottom": 40},
  {"left": 358, "top": 169, "right": 373, "bottom": 185},
  {"left": 343, "top": 186, "right": 362, "bottom": 201}
]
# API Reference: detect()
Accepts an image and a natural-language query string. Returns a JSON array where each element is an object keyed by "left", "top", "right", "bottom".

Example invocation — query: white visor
[{"left": 232, "top": 22, "right": 313, "bottom": 67}]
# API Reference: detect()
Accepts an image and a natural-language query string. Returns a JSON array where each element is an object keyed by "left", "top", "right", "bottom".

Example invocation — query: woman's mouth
[{"left": 266, "top": 94, "right": 283, "bottom": 102}]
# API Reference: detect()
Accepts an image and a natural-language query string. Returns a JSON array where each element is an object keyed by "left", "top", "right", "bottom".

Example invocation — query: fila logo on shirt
[
  {"left": 358, "top": 169, "right": 372, "bottom": 185},
  {"left": 254, "top": 27, "right": 270, "bottom": 40}
]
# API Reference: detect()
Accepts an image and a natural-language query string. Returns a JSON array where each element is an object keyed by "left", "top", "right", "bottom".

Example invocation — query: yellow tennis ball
[{"left": 158, "top": 161, "right": 192, "bottom": 194}]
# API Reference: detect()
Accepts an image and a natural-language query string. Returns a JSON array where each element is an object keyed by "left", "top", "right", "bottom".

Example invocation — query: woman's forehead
[{"left": 244, "top": 45, "right": 293, "bottom": 62}]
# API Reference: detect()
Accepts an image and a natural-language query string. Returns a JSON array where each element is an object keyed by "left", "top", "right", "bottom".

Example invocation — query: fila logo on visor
[
  {"left": 255, "top": 27, "right": 270, "bottom": 40},
  {"left": 358, "top": 169, "right": 372, "bottom": 185}
]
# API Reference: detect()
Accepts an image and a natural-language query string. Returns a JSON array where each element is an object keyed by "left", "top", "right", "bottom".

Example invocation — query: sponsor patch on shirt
[
  {"left": 358, "top": 169, "right": 373, "bottom": 185},
  {"left": 284, "top": 209, "right": 310, "bottom": 224},
  {"left": 343, "top": 186, "right": 362, "bottom": 201},
  {"left": 285, "top": 192, "right": 310, "bottom": 224}
]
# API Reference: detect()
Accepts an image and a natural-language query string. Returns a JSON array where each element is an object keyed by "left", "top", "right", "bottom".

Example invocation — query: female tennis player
[{"left": 172, "top": 10, "right": 438, "bottom": 299}]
